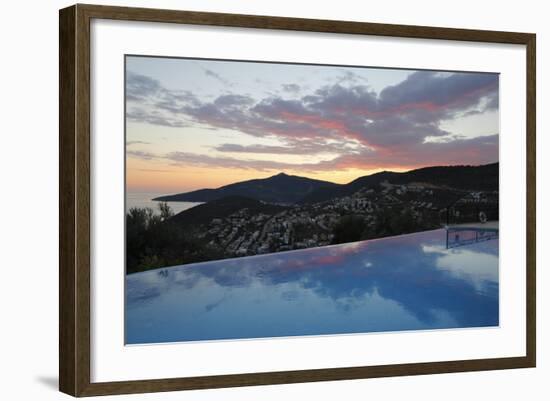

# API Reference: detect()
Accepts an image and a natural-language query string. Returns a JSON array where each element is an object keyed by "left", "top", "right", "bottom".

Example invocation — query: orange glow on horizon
[{"left": 126, "top": 158, "right": 413, "bottom": 194}]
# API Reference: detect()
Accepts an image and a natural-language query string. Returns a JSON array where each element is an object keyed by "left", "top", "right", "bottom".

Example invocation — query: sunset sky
[{"left": 126, "top": 56, "right": 499, "bottom": 193}]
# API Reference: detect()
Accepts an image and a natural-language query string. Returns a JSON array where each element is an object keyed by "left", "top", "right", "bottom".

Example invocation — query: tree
[
  {"left": 158, "top": 202, "right": 173, "bottom": 221},
  {"left": 126, "top": 206, "right": 226, "bottom": 274},
  {"left": 331, "top": 215, "right": 367, "bottom": 244}
]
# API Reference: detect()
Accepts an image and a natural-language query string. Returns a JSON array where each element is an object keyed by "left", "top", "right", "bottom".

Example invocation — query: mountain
[
  {"left": 155, "top": 163, "right": 498, "bottom": 206},
  {"left": 153, "top": 172, "right": 339, "bottom": 204},
  {"left": 299, "top": 163, "right": 499, "bottom": 204},
  {"left": 170, "top": 196, "right": 288, "bottom": 227}
]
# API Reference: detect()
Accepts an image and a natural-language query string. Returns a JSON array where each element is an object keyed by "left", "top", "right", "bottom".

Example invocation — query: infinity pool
[{"left": 125, "top": 229, "right": 499, "bottom": 344}]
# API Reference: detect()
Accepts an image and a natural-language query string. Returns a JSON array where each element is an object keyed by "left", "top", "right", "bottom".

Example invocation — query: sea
[{"left": 126, "top": 192, "right": 203, "bottom": 215}]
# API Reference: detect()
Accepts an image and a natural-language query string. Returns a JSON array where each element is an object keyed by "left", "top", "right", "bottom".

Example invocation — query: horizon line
[{"left": 128, "top": 161, "right": 499, "bottom": 195}]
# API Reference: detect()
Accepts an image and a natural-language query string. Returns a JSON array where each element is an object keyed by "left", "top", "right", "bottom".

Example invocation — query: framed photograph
[{"left": 59, "top": 4, "right": 536, "bottom": 397}]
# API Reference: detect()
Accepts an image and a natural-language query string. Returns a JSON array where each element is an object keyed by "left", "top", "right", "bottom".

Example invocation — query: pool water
[{"left": 125, "top": 229, "right": 499, "bottom": 344}]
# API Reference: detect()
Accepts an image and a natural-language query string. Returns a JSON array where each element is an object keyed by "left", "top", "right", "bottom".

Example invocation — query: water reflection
[{"left": 126, "top": 229, "right": 498, "bottom": 344}]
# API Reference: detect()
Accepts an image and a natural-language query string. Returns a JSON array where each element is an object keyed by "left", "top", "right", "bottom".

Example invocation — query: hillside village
[{"left": 191, "top": 181, "right": 498, "bottom": 257}]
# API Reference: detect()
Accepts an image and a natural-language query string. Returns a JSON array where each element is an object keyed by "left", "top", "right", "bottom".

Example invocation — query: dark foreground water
[{"left": 125, "top": 229, "right": 499, "bottom": 344}]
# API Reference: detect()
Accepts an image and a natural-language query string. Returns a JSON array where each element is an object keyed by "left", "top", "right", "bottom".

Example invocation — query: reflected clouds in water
[{"left": 126, "top": 229, "right": 498, "bottom": 344}]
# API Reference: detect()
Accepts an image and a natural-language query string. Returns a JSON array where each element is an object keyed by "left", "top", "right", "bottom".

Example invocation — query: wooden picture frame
[{"left": 59, "top": 3, "right": 536, "bottom": 397}]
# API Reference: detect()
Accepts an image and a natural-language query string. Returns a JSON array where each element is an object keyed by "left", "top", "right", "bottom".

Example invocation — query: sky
[{"left": 125, "top": 56, "right": 499, "bottom": 193}]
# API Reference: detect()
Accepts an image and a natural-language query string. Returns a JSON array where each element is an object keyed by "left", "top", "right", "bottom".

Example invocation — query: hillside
[
  {"left": 170, "top": 196, "right": 288, "bottom": 227},
  {"left": 299, "top": 163, "right": 499, "bottom": 204},
  {"left": 153, "top": 172, "right": 338, "bottom": 204}
]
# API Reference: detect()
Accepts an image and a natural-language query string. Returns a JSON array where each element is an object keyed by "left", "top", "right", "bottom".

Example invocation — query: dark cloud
[
  {"left": 304, "top": 83, "right": 379, "bottom": 114},
  {"left": 378, "top": 71, "right": 498, "bottom": 113},
  {"left": 357, "top": 116, "right": 450, "bottom": 147}
]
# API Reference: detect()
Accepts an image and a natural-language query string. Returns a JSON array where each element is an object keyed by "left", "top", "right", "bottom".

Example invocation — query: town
[{"left": 191, "top": 181, "right": 499, "bottom": 258}]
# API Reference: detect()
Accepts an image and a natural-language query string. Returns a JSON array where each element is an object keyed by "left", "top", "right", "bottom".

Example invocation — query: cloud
[
  {"left": 203, "top": 68, "right": 233, "bottom": 86},
  {"left": 484, "top": 92, "right": 499, "bottom": 110},
  {"left": 335, "top": 70, "right": 368, "bottom": 85},
  {"left": 157, "top": 133, "right": 497, "bottom": 173},
  {"left": 214, "top": 143, "right": 303, "bottom": 154},
  {"left": 126, "top": 71, "right": 199, "bottom": 127},
  {"left": 214, "top": 94, "right": 254, "bottom": 108},
  {"left": 165, "top": 151, "right": 294, "bottom": 172},
  {"left": 127, "top": 150, "right": 157, "bottom": 160},
  {"left": 378, "top": 71, "right": 498, "bottom": 115},
  {"left": 127, "top": 69, "right": 499, "bottom": 171},
  {"left": 127, "top": 108, "right": 189, "bottom": 128},
  {"left": 214, "top": 139, "right": 363, "bottom": 156},
  {"left": 126, "top": 71, "right": 199, "bottom": 106},
  {"left": 126, "top": 140, "right": 150, "bottom": 146},
  {"left": 282, "top": 83, "right": 301, "bottom": 93},
  {"left": 137, "top": 168, "right": 172, "bottom": 173},
  {"left": 126, "top": 72, "right": 162, "bottom": 101}
]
